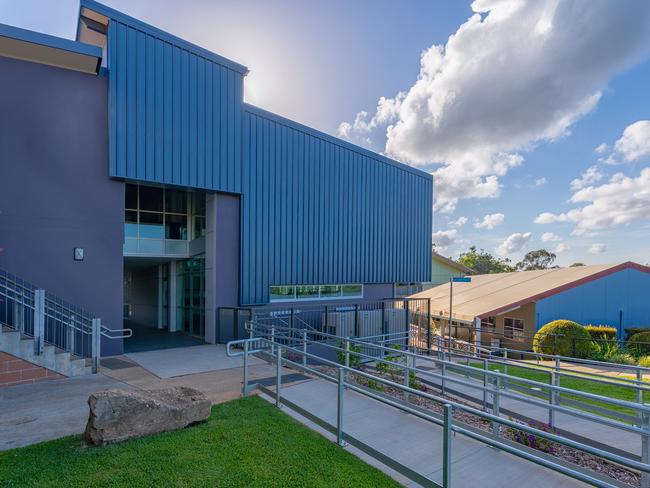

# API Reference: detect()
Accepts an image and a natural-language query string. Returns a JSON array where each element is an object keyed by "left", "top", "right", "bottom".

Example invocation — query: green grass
[
  {"left": 0, "top": 396, "right": 399, "bottom": 488},
  {"left": 466, "top": 363, "right": 648, "bottom": 420}
]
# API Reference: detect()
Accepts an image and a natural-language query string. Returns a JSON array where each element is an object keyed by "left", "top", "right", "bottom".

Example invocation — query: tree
[
  {"left": 516, "top": 249, "right": 556, "bottom": 271},
  {"left": 569, "top": 262, "right": 586, "bottom": 267},
  {"left": 458, "top": 246, "right": 515, "bottom": 274}
]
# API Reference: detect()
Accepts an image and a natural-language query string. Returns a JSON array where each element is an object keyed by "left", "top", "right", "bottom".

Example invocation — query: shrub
[
  {"left": 336, "top": 342, "right": 362, "bottom": 369},
  {"left": 625, "top": 328, "right": 646, "bottom": 340},
  {"left": 638, "top": 356, "right": 650, "bottom": 368},
  {"left": 628, "top": 331, "right": 650, "bottom": 357},
  {"left": 533, "top": 320, "right": 593, "bottom": 358},
  {"left": 508, "top": 419, "right": 555, "bottom": 454},
  {"left": 584, "top": 325, "right": 617, "bottom": 341}
]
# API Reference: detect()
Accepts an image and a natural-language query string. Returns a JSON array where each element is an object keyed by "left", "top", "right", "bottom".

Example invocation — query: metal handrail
[
  {"left": 247, "top": 320, "right": 650, "bottom": 465},
  {"left": 230, "top": 334, "right": 650, "bottom": 488}
]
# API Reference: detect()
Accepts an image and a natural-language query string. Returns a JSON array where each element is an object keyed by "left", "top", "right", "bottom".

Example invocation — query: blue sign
[{"left": 452, "top": 276, "right": 472, "bottom": 283}]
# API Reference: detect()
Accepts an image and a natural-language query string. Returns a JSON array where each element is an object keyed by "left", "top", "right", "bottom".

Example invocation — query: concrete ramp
[{"left": 276, "top": 379, "right": 589, "bottom": 488}]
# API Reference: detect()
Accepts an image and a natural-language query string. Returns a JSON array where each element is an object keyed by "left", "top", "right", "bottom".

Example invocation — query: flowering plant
[{"left": 508, "top": 419, "right": 555, "bottom": 454}]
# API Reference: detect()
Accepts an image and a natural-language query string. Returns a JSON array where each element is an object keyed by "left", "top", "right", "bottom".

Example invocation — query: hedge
[
  {"left": 627, "top": 331, "right": 650, "bottom": 357},
  {"left": 533, "top": 320, "right": 593, "bottom": 358},
  {"left": 584, "top": 325, "right": 617, "bottom": 341}
]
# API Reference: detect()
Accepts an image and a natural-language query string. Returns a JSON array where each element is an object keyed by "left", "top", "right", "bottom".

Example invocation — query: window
[
  {"left": 481, "top": 316, "right": 496, "bottom": 332},
  {"left": 394, "top": 282, "right": 424, "bottom": 297},
  {"left": 124, "top": 184, "right": 206, "bottom": 248},
  {"left": 269, "top": 284, "right": 363, "bottom": 302},
  {"left": 504, "top": 317, "right": 525, "bottom": 340}
]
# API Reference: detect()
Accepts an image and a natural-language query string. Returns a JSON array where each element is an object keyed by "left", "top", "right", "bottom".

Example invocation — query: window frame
[
  {"left": 269, "top": 284, "right": 363, "bottom": 302},
  {"left": 504, "top": 317, "right": 525, "bottom": 341}
]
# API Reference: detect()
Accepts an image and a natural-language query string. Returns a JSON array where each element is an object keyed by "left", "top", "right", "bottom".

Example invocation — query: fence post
[
  {"left": 271, "top": 327, "right": 276, "bottom": 355},
  {"left": 276, "top": 346, "right": 282, "bottom": 408},
  {"left": 483, "top": 358, "right": 488, "bottom": 411},
  {"left": 345, "top": 338, "right": 350, "bottom": 369},
  {"left": 642, "top": 408, "right": 650, "bottom": 488},
  {"left": 33, "top": 289, "right": 45, "bottom": 355},
  {"left": 426, "top": 300, "right": 432, "bottom": 354},
  {"left": 404, "top": 299, "right": 410, "bottom": 349},
  {"left": 242, "top": 339, "right": 249, "bottom": 396},
  {"left": 337, "top": 367, "right": 346, "bottom": 446},
  {"left": 492, "top": 371, "right": 501, "bottom": 436},
  {"left": 441, "top": 360, "right": 447, "bottom": 396},
  {"left": 302, "top": 330, "right": 308, "bottom": 368},
  {"left": 91, "top": 318, "right": 101, "bottom": 374},
  {"left": 290, "top": 307, "right": 295, "bottom": 331},
  {"left": 503, "top": 349, "right": 509, "bottom": 389},
  {"left": 442, "top": 404, "right": 453, "bottom": 488},
  {"left": 404, "top": 354, "right": 411, "bottom": 403},
  {"left": 67, "top": 315, "right": 76, "bottom": 355},
  {"left": 549, "top": 370, "right": 557, "bottom": 429},
  {"left": 354, "top": 304, "right": 360, "bottom": 337}
]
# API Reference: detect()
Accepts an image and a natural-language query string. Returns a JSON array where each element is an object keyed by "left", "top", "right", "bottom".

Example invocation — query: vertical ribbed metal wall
[
  {"left": 107, "top": 19, "right": 244, "bottom": 193},
  {"left": 241, "top": 106, "right": 433, "bottom": 305}
]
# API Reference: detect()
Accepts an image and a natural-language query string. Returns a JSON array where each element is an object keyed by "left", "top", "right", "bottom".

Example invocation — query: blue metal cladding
[
  {"left": 241, "top": 105, "right": 434, "bottom": 305},
  {"left": 106, "top": 17, "right": 244, "bottom": 192},
  {"left": 536, "top": 268, "right": 650, "bottom": 336}
]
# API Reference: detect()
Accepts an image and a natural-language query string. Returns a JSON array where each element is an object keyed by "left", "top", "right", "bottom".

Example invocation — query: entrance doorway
[{"left": 123, "top": 257, "right": 205, "bottom": 353}]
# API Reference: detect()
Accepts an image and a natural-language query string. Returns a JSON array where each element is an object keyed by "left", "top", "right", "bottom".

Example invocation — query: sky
[{"left": 2, "top": 0, "right": 650, "bottom": 267}]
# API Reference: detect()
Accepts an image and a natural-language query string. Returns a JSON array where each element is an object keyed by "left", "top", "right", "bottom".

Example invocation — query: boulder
[{"left": 85, "top": 386, "right": 211, "bottom": 445}]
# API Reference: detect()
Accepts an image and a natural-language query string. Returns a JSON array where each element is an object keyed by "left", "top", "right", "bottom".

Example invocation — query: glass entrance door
[{"left": 176, "top": 256, "right": 205, "bottom": 338}]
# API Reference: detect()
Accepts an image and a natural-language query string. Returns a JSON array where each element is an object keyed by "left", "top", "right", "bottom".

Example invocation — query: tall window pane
[
  {"left": 139, "top": 212, "right": 164, "bottom": 238},
  {"left": 125, "top": 184, "right": 138, "bottom": 210},
  {"left": 166, "top": 214, "right": 188, "bottom": 240},
  {"left": 296, "top": 285, "right": 319, "bottom": 300},
  {"left": 139, "top": 186, "right": 163, "bottom": 212},
  {"left": 165, "top": 189, "right": 187, "bottom": 214}
]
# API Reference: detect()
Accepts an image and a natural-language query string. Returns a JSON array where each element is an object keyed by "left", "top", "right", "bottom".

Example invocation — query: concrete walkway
[
  {"left": 278, "top": 379, "right": 589, "bottom": 487},
  {"left": 125, "top": 344, "right": 265, "bottom": 378},
  {"left": 414, "top": 359, "right": 641, "bottom": 458},
  {"left": 0, "top": 348, "right": 279, "bottom": 451}
]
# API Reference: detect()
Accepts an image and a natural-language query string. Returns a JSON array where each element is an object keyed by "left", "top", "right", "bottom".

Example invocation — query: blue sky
[{"left": 2, "top": 0, "right": 650, "bottom": 266}]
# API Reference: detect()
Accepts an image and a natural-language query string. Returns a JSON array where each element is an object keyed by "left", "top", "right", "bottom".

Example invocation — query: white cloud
[
  {"left": 496, "top": 232, "right": 532, "bottom": 256},
  {"left": 595, "top": 143, "right": 608, "bottom": 154},
  {"left": 554, "top": 243, "right": 570, "bottom": 253},
  {"left": 448, "top": 216, "right": 468, "bottom": 228},
  {"left": 541, "top": 232, "right": 560, "bottom": 242},
  {"left": 474, "top": 213, "right": 505, "bottom": 230},
  {"left": 589, "top": 243, "right": 607, "bottom": 254},
  {"left": 570, "top": 165, "right": 604, "bottom": 191},
  {"left": 612, "top": 120, "right": 650, "bottom": 162},
  {"left": 338, "top": 1, "right": 650, "bottom": 212},
  {"left": 534, "top": 177, "right": 547, "bottom": 187},
  {"left": 535, "top": 168, "right": 650, "bottom": 234},
  {"left": 432, "top": 229, "right": 458, "bottom": 250}
]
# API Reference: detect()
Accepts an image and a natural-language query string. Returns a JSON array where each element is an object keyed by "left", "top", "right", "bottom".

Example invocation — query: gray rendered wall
[{"left": 0, "top": 56, "right": 124, "bottom": 355}]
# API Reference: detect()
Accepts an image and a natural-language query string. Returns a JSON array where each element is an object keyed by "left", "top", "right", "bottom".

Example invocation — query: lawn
[
  {"left": 465, "top": 362, "right": 647, "bottom": 420},
  {"left": 0, "top": 395, "right": 399, "bottom": 488}
]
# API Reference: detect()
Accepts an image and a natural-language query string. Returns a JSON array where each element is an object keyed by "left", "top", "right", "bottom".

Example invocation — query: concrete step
[{"left": 0, "top": 328, "right": 93, "bottom": 378}]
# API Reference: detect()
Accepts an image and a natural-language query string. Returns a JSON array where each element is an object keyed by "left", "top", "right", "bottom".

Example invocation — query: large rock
[{"left": 85, "top": 386, "right": 211, "bottom": 445}]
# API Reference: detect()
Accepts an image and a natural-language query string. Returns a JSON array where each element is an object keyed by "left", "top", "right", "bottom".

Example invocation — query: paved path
[
  {"left": 278, "top": 379, "right": 589, "bottom": 488},
  {"left": 414, "top": 359, "right": 641, "bottom": 458},
  {"left": 0, "top": 348, "right": 279, "bottom": 451}
]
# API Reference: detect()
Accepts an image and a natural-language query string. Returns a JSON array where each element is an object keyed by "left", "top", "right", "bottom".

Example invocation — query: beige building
[{"left": 409, "top": 262, "right": 650, "bottom": 350}]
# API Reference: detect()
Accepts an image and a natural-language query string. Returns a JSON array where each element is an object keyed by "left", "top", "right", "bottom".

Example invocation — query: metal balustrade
[
  {"left": 228, "top": 327, "right": 650, "bottom": 488},
  {"left": 0, "top": 267, "right": 131, "bottom": 373}
]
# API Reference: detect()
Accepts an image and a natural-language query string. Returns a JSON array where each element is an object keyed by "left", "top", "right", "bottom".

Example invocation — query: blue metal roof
[
  {"left": 0, "top": 22, "right": 102, "bottom": 59},
  {"left": 79, "top": 0, "right": 248, "bottom": 75}
]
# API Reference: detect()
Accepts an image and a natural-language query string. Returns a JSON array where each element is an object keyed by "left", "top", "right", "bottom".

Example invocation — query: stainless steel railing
[
  {"left": 0, "top": 267, "right": 131, "bottom": 373},
  {"left": 228, "top": 332, "right": 650, "bottom": 488},
  {"left": 246, "top": 322, "right": 650, "bottom": 462}
]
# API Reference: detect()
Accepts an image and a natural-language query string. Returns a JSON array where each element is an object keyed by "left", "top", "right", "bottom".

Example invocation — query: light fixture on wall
[{"left": 73, "top": 247, "right": 84, "bottom": 261}]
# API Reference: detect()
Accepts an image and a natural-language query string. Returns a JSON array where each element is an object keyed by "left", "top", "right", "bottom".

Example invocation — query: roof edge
[
  {"left": 478, "top": 261, "right": 650, "bottom": 318},
  {"left": 0, "top": 22, "right": 102, "bottom": 60},
  {"left": 432, "top": 251, "right": 475, "bottom": 274},
  {"left": 243, "top": 103, "right": 434, "bottom": 180},
  {"left": 79, "top": 0, "right": 249, "bottom": 75}
]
